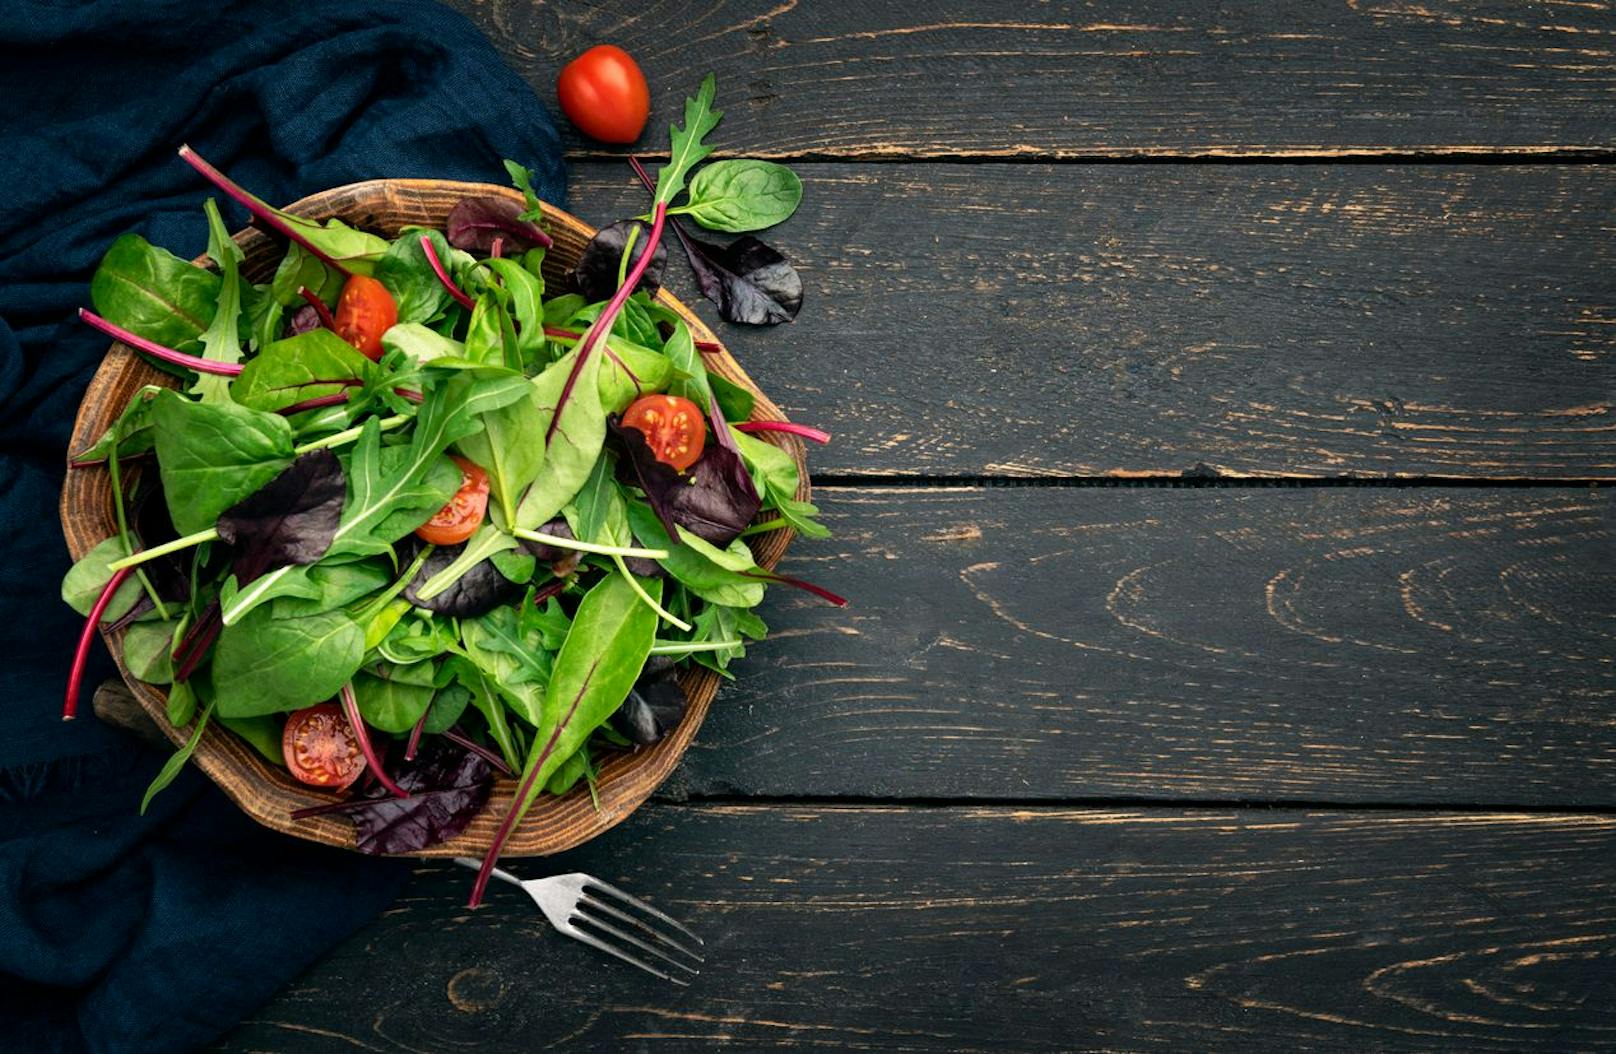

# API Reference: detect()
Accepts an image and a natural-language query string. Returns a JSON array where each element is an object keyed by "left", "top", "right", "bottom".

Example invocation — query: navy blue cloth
[{"left": 0, "top": 2, "right": 565, "bottom": 1050}]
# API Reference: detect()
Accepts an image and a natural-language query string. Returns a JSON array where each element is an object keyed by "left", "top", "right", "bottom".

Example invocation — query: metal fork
[{"left": 453, "top": 858, "right": 704, "bottom": 983}]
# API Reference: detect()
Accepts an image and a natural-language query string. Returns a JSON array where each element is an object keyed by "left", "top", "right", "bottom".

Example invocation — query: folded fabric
[{"left": 0, "top": 1, "right": 565, "bottom": 1050}]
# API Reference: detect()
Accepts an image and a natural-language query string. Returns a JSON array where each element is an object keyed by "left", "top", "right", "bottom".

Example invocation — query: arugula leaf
[
  {"left": 504, "top": 159, "right": 545, "bottom": 220},
  {"left": 151, "top": 390, "right": 294, "bottom": 534},
  {"left": 677, "top": 159, "right": 802, "bottom": 233},
  {"left": 90, "top": 232, "right": 220, "bottom": 355},
  {"left": 653, "top": 73, "right": 721, "bottom": 207},
  {"left": 219, "top": 565, "right": 321, "bottom": 626},
  {"left": 460, "top": 606, "right": 552, "bottom": 725},
  {"left": 192, "top": 199, "right": 245, "bottom": 402},
  {"left": 211, "top": 607, "right": 365, "bottom": 717},
  {"left": 688, "top": 603, "right": 768, "bottom": 677}
]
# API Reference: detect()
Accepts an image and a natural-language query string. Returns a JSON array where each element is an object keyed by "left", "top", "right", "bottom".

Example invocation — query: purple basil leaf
[
  {"left": 610, "top": 658, "right": 688, "bottom": 746},
  {"left": 573, "top": 219, "right": 667, "bottom": 302},
  {"left": 286, "top": 303, "right": 322, "bottom": 336},
  {"left": 402, "top": 536, "right": 523, "bottom": 617},
  {"left": 215, "top": 449, "right": 345, "bottom": 583},
  {"left": 608, "top": 415, "right": 761, "bottom": 547},
  {"left": 345, "top": 743, "right": 495, "bottom": 854},
  {"left": 670, "top": 221, "right": 802, "bottom": 326},
  {"left": 447, "top": 196, "right": 551, "bottom": 255}
]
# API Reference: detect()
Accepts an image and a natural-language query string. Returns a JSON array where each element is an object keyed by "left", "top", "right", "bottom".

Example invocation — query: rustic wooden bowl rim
[{"left": 59, "top": 178, "right": 807, "bottom": 857}]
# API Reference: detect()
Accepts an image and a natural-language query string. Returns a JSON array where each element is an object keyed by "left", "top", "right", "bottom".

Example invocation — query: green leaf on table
[
  {"left": 191, "top": 199, "right": 246, "bottom": 402},
  {"left": 678, "top": 159, "right": 802, "bottom": 233},
  {"left": 211, "top": 607, "right": 365, "bottom": 717},
  {"left": 90, "top": 232, "right": 219, "bottom": 355},
  {"left": 653, "top": 73, "right": 722, "bottom": 207},
  {"left": 231, "top": 329, "right": 378, "bottom": 414},
  {"left": 151, "top": 390, "right": 294, "bottom": 534}
]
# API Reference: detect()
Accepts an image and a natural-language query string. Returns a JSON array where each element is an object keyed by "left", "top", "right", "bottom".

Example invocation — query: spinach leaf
[
  {"left": 678, "top": 159, "right": 802, "bottom": 233},
  {"left": 231, "top": 329, "right": 378, "bottom": 414},
  {"left": 90, "top": 232, "right": 219, "bottom": 353},
  {"left": 151, "top": 390, "right": 294, "bottom": 534},
  {"left": 352, "top": 663, "right": 436, "bottom": 733},
  {"left": 447, "top": 196, "right": 551, "bottom": 254},
  {"left": 574, "top": 220, "right": 667, "bottom": 302},
  {"left": 517, "top": 344, "right": 607, "bottom": 528},
  {"left": 219, "top": 714, "right": 284, "bottom": 764},
  {"left": 211, "top": 607, "right": 365, "bottom": 717},
  {"left": 62, "top": 536, "right": 146, "bottom": 621},
  {"left": 375, "top": 229, "right": 453, "bottom": 324},
  {"left": 215, "top": 448, "right": 346, "bottom": 581},
  {"left": 652, "top": 73, "right": 721, "bottom": 207},
  {"left": 123, "top": 618, "right": 179, "bottom": 684},
  {"left": 192, "top": 199, "right": 245, "bottom": 402},
  {"left": 270, "top": 559, "right": 392, "bottom": 619},
  {"left": 543, "top": 293, "right": 587, "bottom": 326},
  {"left": 625, "top": 501, "right": 765, "bottom": 607},
  {"left": 424, "top": 682, "right": 472, "bottom": 734},
  {"left": 270, "top": 242, "right": 343, "bottom": 308},
  {"left": 382, "top": 322, "right": 464, "bottom": 364}
]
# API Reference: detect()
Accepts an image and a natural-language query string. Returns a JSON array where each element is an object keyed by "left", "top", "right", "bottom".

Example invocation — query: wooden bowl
[{"left": 59, "top": 180, "right": 806, "bottom": 857}]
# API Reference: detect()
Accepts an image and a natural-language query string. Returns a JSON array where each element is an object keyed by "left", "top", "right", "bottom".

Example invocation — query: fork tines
[{"left": 566, "top": 880, "right": 705, "bottom": 984}]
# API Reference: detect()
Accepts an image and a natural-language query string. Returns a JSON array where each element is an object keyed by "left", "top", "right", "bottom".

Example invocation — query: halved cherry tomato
[
  {"left": 282, "top": 703, "right": 366, "bottom": 790},
  {"left": 556, "top": 45, "right": 650, "bottom": 144},
  {"left": 622, "top": 394, "right": 706, "bottom": 471},
  {"left": 415, "top": 456, "right": 490, "bottom": 545},
  {"left": 333, "top": 273, "right": 397, "bottom": 361}
]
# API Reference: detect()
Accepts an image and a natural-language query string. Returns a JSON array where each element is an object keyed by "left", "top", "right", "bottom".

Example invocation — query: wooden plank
[
  {"left": 658, "top": 486, "right": 1615, "bottom": 806},
  {"left": 221, "top": 804, "right": 1616, "bottom": 1052},
  {"left": 448, "top": 0, "right": 1616, "bottom": 158},
  {"left": 566, "top": 163, "right": 1616, "bottom": 480}
]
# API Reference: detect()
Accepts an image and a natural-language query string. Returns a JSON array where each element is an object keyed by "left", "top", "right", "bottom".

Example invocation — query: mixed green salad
[{"left": 60, "top": 76, "right": 839, "bottom": 905}]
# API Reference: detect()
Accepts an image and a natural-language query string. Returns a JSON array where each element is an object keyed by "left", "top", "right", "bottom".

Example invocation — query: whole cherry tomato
[
  {"left": 622, "top": 394, "right": 706, "bottom": 471},
  {"left": 333, "top": 273, "right": 397, "bottom": 361},
  {"left": 282, "top": 703, "right": 366, "bottom": 790},
  {"left": 557, "top": 45, "right": 651, "bottom": 144},
  {"left": 415, "top": 456, "right": 490, "bottom": 545}
]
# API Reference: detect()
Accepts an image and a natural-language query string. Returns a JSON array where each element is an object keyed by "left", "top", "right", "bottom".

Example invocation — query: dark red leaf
[
  {"left": 215, "top": 449, "right": 345, "bottom": 583},
  {"left": 609, "top": 657, "right": 688, "bottom": 745},
  {"left": 609, "top": 415, "right": 761, "bottom": 547},
  {"left": 669, "top": 223, "right": 802, "bottom": 326},
  {"left": 447, "top": 196, "right": 552, "bottom": 254},
  {"left": 573, "top": 219, "right": 667, "bottom": 302},
  {"left": 338, "top": 742, "right": 495, "bottom": 855},
  {"left": 401, "top": 536, "right": 523, "bottom": 618}
]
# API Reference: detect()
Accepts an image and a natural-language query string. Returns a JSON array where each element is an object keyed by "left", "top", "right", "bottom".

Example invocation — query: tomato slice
[
  {"left": 333, "top": 273, "right": 398, "bottom": 361},
  {"left": 556, "top": 45, "right": 651, "bottom": 144},
  {"left": 622, "top": 394, "right": 706, "bottom": 471},
  {"left": 415, "top": 455, "right": 490, "bottom": 545},
  {"left": 282, "top": 703, "right": 366, "bottom": 790}
]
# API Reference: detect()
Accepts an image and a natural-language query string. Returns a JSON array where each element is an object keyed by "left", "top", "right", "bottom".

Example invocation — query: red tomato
[
  {"left": 333, "top": 273, "right": 398, "bottom": 361},
  {"left": 415, "top": 456, "right": 490, "bottom": 545},
  {"left": 282, "top": 703, "right": 366, "bottom": 790},
  {"left": 622, "top": 394, "right": 706, "bottom": 471},
  {"left": 556, "top": 45, "right": 650, "bottom": 144}
]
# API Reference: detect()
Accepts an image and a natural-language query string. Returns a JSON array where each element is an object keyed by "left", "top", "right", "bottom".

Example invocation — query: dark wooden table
[{"left": 221, "top": 3, "right": 1616, "bottom": 1049}]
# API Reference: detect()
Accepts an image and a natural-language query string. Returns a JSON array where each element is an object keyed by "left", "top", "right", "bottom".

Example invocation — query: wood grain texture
[
  {"left": 568, "top": 162, "right": 1616, "bottom": 480},
  {"left": 657, "top": 485, "right": 1615, "bottom": 806},
  {"left": 446, "top": 0, "right": 1616, "bottom": 158},
  {"left": 58, "top": 179, "right": 809, "bottom": 857},
  {"left": 220, "top": 804, "right": 1616, "bottom": 1052}
]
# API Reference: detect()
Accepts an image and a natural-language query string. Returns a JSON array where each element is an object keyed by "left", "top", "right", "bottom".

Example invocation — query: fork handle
[{"left": 451, "top": 856, "right": 525, "bottom": 889}]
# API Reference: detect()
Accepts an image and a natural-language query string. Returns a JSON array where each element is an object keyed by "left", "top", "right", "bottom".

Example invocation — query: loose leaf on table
[
  {"left": 610, "top": 656, "right": 689, "bottom": 744},
  {"left": 215, "top": 448, "right": 346, "bottom": 581},
  {"left": 150, "top": 390, "right": 294, "bottom": 534},
  {"left": 625, "top": 501, "right": 766, "bottom": 607},
  {"left": 652, "top": 72, "right": 721, "bottom": 207},
  {"left": 447, "top": 196, "right": 551, "bottom": 254},
  {"left": 573, "top": 220, "right": 667, "bottom": 302},
  {"left": 669, "top": 227, "right": 803, "bottom": 326},
  {"left": 192, "top": 199, "right": 245, "bottom": 402},
  {"left": 335, "top": 743, "right": 495, "bottom": 855},
  {"left": 231, "top": 329, "right": 378, "bottom": 414},
  {"left": 89, "top": 232, "right": 220, "bottom": 355},
  {"left": 402, "top": 534, "right": 523, "bottom": 618},
  {"left": 677, "top": 159, "right": 802, "bottom": 233},
  {"left": 375, "top": 229, "right": 454, "bottom": 325},
  {"left": 508, "top": 572, "right": 661, "bottom": 823},
  {"left": 612, "top": 416, "right": 761, "bottom": 546},
  {"left": 516, "top": 344, "right": 607, "bottom": 529},
  {"left": 211, "top": 606, "right": 365, "bottom": 717},
  {"left": 62, "top": 537, "right": 147, "bottom": 622}
]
